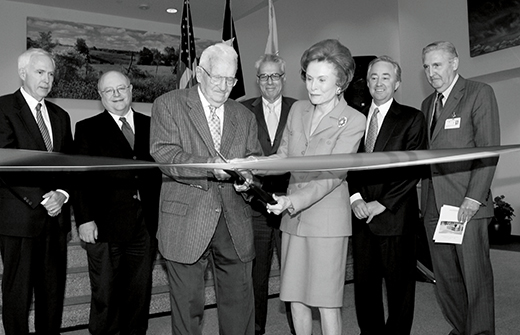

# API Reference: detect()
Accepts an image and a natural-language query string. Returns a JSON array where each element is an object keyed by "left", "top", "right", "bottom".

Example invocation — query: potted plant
[{"left": 488, "top": 195, "right": 515, "bottom": 244}]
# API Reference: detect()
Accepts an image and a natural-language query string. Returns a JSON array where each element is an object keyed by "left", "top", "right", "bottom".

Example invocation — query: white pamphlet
[{"left": 433, "top": 205, "right": 467, "bottom": 244}]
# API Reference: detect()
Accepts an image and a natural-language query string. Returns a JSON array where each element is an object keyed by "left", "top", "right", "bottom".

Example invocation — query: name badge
[{"left": 445, "top": 117, "right": 461, "bottom": 129}]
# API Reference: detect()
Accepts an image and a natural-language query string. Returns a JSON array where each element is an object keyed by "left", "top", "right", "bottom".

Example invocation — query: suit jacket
[
  {"left": 271, "top": 97, "right": 366, "bottom": 237},
  {"left": 0, "top": 89, "right": 73, "bottom": 237},
  {"left": 421, "top": 76, "right": 500, "bottom": 218},
  {"left": 348, "top": 100, "right": 428, "bottom": 236},
  {"left": 241, "top": 96, "right": 296, "bottom": 221},
  {"left": 73, "top": 110, "right": 162, "bottom": 243},
  {"left": 150, "top": 85, "right": 263, "bottom": 264}
]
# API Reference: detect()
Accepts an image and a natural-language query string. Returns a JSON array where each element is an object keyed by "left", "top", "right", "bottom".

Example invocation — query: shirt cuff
[
  {"left": 350, "top": 192, "right": 363, "bottom": 205},
  {"left": 464, "top": 197, "right": 481, "bottom": 206},
  {"left": 56, "top": 189, "right": 70, "bottom": 203}
]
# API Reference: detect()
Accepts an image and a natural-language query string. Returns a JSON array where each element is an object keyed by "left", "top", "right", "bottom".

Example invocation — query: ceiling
[{"left": 7, "top": 0, "right": 270, "bottom": 30}]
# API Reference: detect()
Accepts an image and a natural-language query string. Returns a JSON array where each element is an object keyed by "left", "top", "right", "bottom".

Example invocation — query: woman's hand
[{"left": 266, "top": 194, "right": 292, "bottom": 215}]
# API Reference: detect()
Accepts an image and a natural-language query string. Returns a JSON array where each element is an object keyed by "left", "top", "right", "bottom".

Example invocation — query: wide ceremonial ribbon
[{"left": 1, "top": 145, "right": 519, "bottom": 172}]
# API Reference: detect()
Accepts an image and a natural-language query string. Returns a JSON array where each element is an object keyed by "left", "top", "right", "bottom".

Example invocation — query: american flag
[
  {"left": 177, "top": 0, "right": 197, "bottom": 89},
  {"left": 222, "top": 0, "right": 245, "bottom": 100}
]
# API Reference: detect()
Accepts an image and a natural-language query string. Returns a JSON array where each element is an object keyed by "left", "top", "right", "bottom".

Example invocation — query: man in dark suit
[
  {"left": 421, "top": 41, "right": 499, "bottom": 335},
  {"left": 241, "top": 54, "right": 296, "bottom": 335},
  {"left": 150, "top": 43, "right": 263, "bottom": 335},
  {"left": 0, "top": 48, "right": 73, "bottom": 335},
  {"left": 348, "top": 56, "right": 427, "bottom": 335},
  {"left": 73, "top": 71, "right": 161, "bottom": 335}
]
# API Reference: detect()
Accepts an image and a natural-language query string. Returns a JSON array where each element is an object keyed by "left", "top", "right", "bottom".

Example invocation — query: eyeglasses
[
  {"left": 199, "top": 66, "right": 237, "bottom": 87},
  {"left": 101, "top": 85, "right": 132, "bottom": 96},
  {"left": 257, "top": 73, "right": 284, "bottom": 82}
]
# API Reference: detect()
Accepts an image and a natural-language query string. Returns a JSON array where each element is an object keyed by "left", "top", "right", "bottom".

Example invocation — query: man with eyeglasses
[
  {"left": 241, "top": 54, "right": 297, "bottom": 335},
  {"left": 73, "top": 70, "right": 162, "bottom": 335},
  {"left": 150, "top": 43, "right": 262, "bottom": 335}
]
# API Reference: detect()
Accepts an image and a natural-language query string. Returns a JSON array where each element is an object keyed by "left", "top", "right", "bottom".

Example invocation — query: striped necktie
[
  {"left": 365, "top": 108, "right": 379, "bottom": 153},
  {"left": 35, "top": 103, "right": 53, "bottom": 152},
  {"left": 120, "top": 117, "right": 134, "bottom": 149}
]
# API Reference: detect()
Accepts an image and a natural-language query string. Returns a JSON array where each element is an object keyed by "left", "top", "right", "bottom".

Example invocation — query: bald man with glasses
[{"left": 150, "top": 42, "right": 263, "bottom": 335}]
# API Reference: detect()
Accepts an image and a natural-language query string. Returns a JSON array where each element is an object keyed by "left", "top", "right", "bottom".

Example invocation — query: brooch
[{"left": 338, "top": 116, "right": 348, "bottom": 128}]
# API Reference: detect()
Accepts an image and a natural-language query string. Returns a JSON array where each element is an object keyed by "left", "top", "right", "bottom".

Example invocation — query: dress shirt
[
  {"left": 198, "top": 86, "right": 224, "bottom": 131},
  {"left": 108, "top": 109, "right": 135, "bottom": 133},
  {"left": 350, "top": 98, "right": 393, "bottom": 204},
  {"left": 20, "top": 87, "right": 54, "bottom": 145},
  {"left": 20, "top": 87, "right": 68, "bottom": 203},
  {"left": 262, "top": 96, "right": 282, "bottom": 144}
]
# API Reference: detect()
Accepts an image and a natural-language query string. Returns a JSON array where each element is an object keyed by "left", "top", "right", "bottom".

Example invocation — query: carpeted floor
[{"left": 63, "top": 242, "right": 520, "bottom": 335}]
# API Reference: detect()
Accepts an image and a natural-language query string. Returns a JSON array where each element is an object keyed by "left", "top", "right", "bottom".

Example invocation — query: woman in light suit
[{"left": 265, "top": 39, "right": 366, "bottom": 335}]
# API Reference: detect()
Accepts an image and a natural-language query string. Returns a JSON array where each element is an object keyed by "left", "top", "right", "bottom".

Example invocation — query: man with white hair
[
  {"left": 0, "top": 48, "right": 73, "bottom": 335},
  {"left": 150, "top": 43, "right": 262, "bottom": 335}
]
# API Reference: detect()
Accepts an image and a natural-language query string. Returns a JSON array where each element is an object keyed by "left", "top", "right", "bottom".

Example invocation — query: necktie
[
  {"left": 430, "top": 93, "right": 443, "bottom": 136},
  {"left": 119, "top": 117, "right": 134, "bottom": 149},
  {"left": 35, "top": 103, "right": 53, "bottom": 152},
  {"left": 266, "top": 103, "right": 278, "bottom": 144},
  {"left": 365, "top": 107, "right": 379, "bottom": 153},
  {"left": 208, "top": 106, "right": 221, "bottom": 151}
]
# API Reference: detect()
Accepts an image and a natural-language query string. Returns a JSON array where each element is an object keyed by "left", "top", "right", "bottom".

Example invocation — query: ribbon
[{"left": 1, "top": 145, "right": 520, "bottom": 172}]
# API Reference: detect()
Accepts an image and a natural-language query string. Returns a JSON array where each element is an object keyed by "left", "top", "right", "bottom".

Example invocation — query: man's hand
[
  {"left": 41, "top": 190, "right": 66, "bottom": 217},
  {"left": 458, "top": 198, "right": 480, "bottom": 223},
  {"left": 365, "top": 201, "right": 386, "bottom": 223},
  {"left": 351, "top": 199, "right": 385, "bottom": 223},
  {"left": 78, "top": 221, "right": 98, "bottom": 244},
  {"left": 352, "top": 199, "right": 370, "bottom": 220},
  {"left": 233, "top": 169, "right": 253, "bottom": 192},
  {"left": 209, "top": 156, "right": 231, "bottom": 180}
]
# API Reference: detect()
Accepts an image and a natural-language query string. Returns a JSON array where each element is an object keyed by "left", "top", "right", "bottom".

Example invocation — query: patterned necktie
[
  {"left": 119, "top": 117, "right": 134, "bottom": 149},
  {"left": 365, "top": 107, "right": 379, "bottom": 153},
  {"left": 208, "top": 106, "right": 221, "bottom": 151},
  {"left": 430, "top": 93, "right": 443, "bottom": 136},
  {"left": 35, "top": 103, "right": 53, "bottom": 152},
  {"left": 266, "top": 103, "right": 278, "bottom": 144}
]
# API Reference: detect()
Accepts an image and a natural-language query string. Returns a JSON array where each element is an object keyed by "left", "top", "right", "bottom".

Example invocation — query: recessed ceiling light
[
  {"left": 166, "top": 8, "right": 178, "bottom": 14},
  {"left": 139, "top": 4, "right": 150, "bottom": 10}
]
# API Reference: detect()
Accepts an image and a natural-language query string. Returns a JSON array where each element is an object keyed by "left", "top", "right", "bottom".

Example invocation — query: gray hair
[
  {"left": 422, "top": 41, "right": 458, "bottom": 60},
  {"left": 366, "top": 55, "right": 402, "bottom": 82},
  {"left": 254, "top": 54, "right": 286, "bottom": 74},
  {"left": 18, "top": 48, "right": 55, "bottom": 71},
  {"left": 199, "top": 43, "right": 237, "bottom": 71}
]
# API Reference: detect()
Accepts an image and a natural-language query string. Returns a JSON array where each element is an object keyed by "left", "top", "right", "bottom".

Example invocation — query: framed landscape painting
[
  {"left": 468, "top": 0, "right": 520, "bottom": 57},
  {"left": 26, "top": 17, "right": 216, "bottom": 102}
]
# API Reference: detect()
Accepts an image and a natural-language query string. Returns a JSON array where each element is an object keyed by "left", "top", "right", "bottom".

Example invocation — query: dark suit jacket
[
  {"left": 420, "top": 76, "right": 500, "bottom": 219},
  {"left": 73, "top": 110, "right": 162, "bottom": 243},
  {"left": 150, "top": 85, "right": 263, "bottom": 264},
  {"left": 241, "top": 96, "right": 296, "bottom": 221},
  {"left": 0, "top": 89, "right": 73, "bottom": 237},
  {"left": 348, "top": 100, "right": 428, "bottom": 236}
]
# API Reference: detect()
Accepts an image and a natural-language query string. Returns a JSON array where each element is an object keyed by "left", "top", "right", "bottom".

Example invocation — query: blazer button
[
  {"left": 133, "top": 195, "right": 138, "bottom": 199},
  {"left": 133, "top": 156, "right": 137, "bottom": 160},
  {"left": 301, "top": 151, "right": 305, "bottom": 155}
]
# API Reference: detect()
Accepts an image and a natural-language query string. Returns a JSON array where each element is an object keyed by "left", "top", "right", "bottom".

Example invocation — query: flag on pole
[
  {"left": 264, "top": 0, "right": 279, "bottom": 55},
  {"left": 177, "top": 0, "right": 197, "bottom": 89},
  {"left": 222, "top": 0, "right": 246, "bottom": 100}
]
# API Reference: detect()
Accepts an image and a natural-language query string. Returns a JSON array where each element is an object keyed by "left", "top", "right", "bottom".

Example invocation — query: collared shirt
[
  {"left": 20, "top": 87, "right": 69, "bottom": 203},
  {"left": 107, "top": 108, "right": 135, "bottom": 132},
  {"left": 350, "top": 98, "right": 393, "bottom": 204},
  {"left": 262, "top": 96, "right": 282, "bottom": 126},
  {"left": 438, "top": 73, "right": 459, "bottom": 101},
  {"left": 364, "top": 98, "right": 393, "bottom": 146},
  {"left": 20, "top": 87, "right": 54, "bottom": 145},
  {"left": 198, "top": 86, "right": 224, "bottom": 131}
]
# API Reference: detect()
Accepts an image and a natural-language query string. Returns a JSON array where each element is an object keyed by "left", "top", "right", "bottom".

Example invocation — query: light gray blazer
[{"left": 272, "top": 97, "right": 366, "bottom": 237}]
